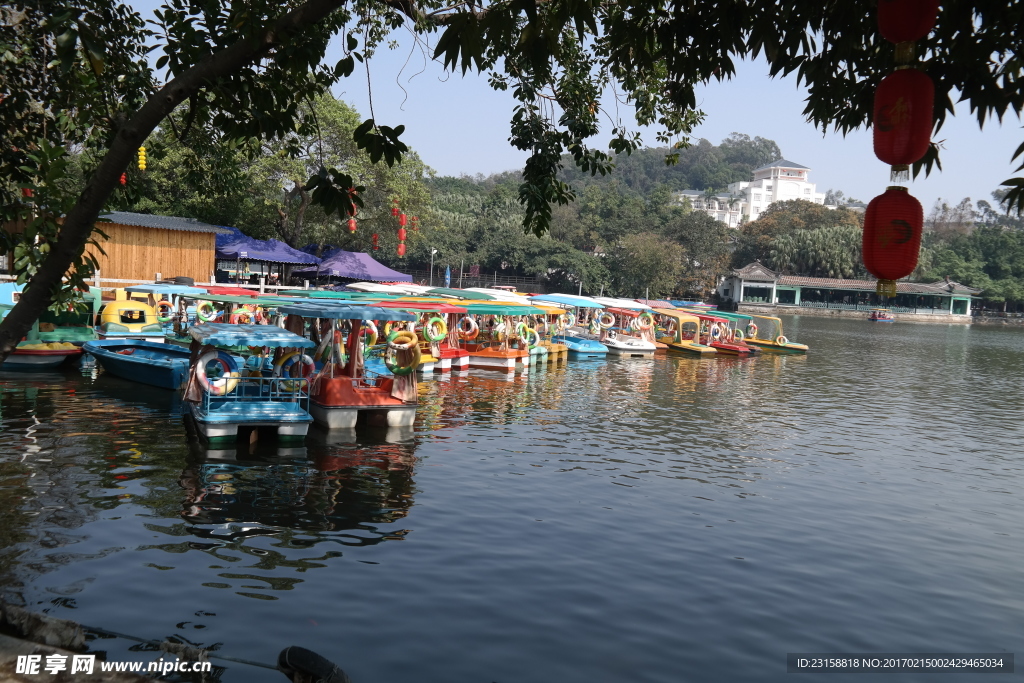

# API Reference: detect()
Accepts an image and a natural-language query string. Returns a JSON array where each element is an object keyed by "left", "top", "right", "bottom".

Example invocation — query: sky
[
  {"left": 131, "top": 1, "right": 1023, "bottom": 213},
  {"left": 332, "top": 37, "right": 1023, "bottom": 213}
]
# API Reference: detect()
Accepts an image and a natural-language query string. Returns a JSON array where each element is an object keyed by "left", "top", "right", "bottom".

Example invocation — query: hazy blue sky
[{"left": 132, "top": 1, "right": 1023, "bottom": 213}]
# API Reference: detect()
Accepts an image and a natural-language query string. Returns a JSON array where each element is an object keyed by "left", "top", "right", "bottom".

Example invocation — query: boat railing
[{"left": 202, "top": 375, "right": 310, "bottom": 412}]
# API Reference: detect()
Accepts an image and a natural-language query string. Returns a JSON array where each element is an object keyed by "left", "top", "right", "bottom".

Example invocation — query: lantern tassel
[
  {"left": 876, "top": 279, "right": 898, "bottom": 298},
  {"left": 894, "top": 41, "right": 915, "bottom": 65},
  {"left": 890, "top": 164, "right": 911, "bottom": 184}
]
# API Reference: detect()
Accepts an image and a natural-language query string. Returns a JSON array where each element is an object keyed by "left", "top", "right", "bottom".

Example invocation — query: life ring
[
  {"left": 746, "top": 323, "right": 758, "bottom": 338},
  {"left": 637, "top": 312, "right": 654, "bottom": 331},
  {"left": 154, "top": 300, "right": 174, "bottom": 323},
  {"left": 492, "top": 321, "right": 507, "bottom": 341},
  {"left": 597, "top": 311, "right": 615, "bottom": 329},
  {"left": 229, "top": 309, "right": 254, "bottom": 324},
  {"left": 317, "top": 330, "right": 348, "bottom": 365},
  {"left": 710, "top": 324, "right": 722, "bottom": 340},
  {"left": 663, "top": 319, "right": 678, "bottom": 337},
  {"left": 776, "top": 335, "right": 789, "bottom": 346},
  {"left": 385, "top": 339, "right": 422, "bottom": 376},
  {"left": 520, "top": 327, "right": 540, "bottom": 349},
  {"left": 387, "top": 329, "right": 419, "bottom": 351},
  {"left": 458, "top": 316, "right": 479, "bottom": 340},
  {"left": 195, "top": 350, "right": 239, "bottom": 396},
  {"left": 359, "top": 320, "right": 379, "bottom": 348},
  {"left": 383, "top": 321, "right": 416, "bottom": 339},
  {"left": 733, "top": 328, "right": 745, "bottom": 341},
  {"left": 274, "top": 352, "right": 315, "bottom": 392},
  {"left": 424, "top": 316, "right": 447, "bottom": 342},
  {"left": 196, "top": 301, "right": 218, "bottom": 323}
]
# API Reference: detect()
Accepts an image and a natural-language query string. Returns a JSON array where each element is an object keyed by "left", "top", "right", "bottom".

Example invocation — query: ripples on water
[{"left": 0, "top": 316, "right": 1021, "bottom": 682}]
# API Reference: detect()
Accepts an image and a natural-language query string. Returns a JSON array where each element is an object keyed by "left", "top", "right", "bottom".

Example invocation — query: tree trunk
[{"left": 0, "top": 0, "right": 348, "bottom": 360}]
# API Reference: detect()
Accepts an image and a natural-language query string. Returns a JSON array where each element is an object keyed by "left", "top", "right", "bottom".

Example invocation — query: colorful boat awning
[{"left": 189, "top": 323, "right": 315, "bottom": 348}]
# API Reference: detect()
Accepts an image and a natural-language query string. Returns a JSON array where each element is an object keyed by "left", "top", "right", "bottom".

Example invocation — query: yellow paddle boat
[
  {"left": 741, "top": 314, "right": 809, "bottom": 354},
  {"left": 653, "top": 309, "right": 717, "bottom": 356}
]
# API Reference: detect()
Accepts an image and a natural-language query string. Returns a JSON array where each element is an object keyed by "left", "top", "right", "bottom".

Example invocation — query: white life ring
[
  {"left": 597, "top": 312, "right": 615, "bottom": 329},
  {"left": 196, "top": 350, "right": 240, "bottom": 396}
]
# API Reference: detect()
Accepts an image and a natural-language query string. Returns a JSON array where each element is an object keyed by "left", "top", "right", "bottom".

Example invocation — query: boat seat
[{"left": 202, "top": 400, "right": 311, "bottom": 423}]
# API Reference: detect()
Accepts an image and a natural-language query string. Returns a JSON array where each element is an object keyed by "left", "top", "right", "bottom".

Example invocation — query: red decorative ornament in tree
[
  {"left": 397, "top": 227, "right": 407, "bottom": 242},
  {"left": 411, "top": 216, "right": 419, "bottom": 232},
  {"left": 397, "top": 243, "right": 407, "bottom": 258},
  {"left": 391, "top": 198, "right": 400, "bottom": 217},
  {"left": 372, "top": 233, "right": 379, "bottom": 250},
  {"left": 399, "top": 213, "right": 407, "bottom": 227},
  {"left": 347, "top": 218, "right": 357, "bottom": 233},
  {"left": 877, "top": 0, "right": 940, "bottom": 45},
  {"left": 21, "top": 188, "right": 33, "bottom": 198},
  {"left": 873, "top": 68, "right": 934, "bottom": 180},
  {"left": 862, "top": 186, "right": 924, "bottom": 297},
  {"left": 119, "top": 173, "right": 127, "bottom": 186}
]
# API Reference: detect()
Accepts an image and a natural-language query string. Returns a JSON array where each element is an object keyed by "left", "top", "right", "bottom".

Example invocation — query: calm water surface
[{"left": 0, "top": 316, "right": 1020, "bottom": 682}]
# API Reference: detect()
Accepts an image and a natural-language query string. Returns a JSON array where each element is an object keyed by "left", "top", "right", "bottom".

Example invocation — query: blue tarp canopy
[
  {"left": 216, "top": 227, "right": 321, "bottom": 264},
  {"left": 277, "top": 303, "right": 416, "bottom": 321},
  {"left": 293, "top": 248, "right": 411, "bottom": 282},
  {"left": 189, "top": 323, "right": 315, "bottom": 348}
]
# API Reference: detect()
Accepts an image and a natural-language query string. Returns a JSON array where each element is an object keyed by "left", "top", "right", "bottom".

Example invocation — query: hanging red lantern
[
  {"left": 372, "top": 233, "right": 379, "bottom": 250},
  {"left": 397, "top": 243, "right": 407, "bottom": 258},
  {"left": 877, "top": 0, "right": 940, "bottom": 45},
  {"left": 347, "top": 218, "right": 357, "bottom": 233},
  {"left": 862, "top": 186, "right": 924, "bottom": 297},
  {"left": 411, "top": 216, "right": 419, "bottom": 232},
  {"left": 399, "top": 213, "right": 407, "bottom": 227},
  {"left": 120, "top": 173, "right": 127, "bottom": 186},
  {"left": 391, "top": 198, "right": 400, "bottom": 217},
  {"left": 397, "top": 227, "right": 407, "bottom": 242},
  {"left": 21, "top": 188, "right": 33, "bottom": 198},
  {"left": 873, "top": 68, "right": 934, "bottom": 179}
]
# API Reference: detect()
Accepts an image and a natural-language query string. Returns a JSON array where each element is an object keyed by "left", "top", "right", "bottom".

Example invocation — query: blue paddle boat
[
  {"left": 83, "top": 339, "right": 193, "bottom": 389},
  {"left": 530, "top": 294, "right": 610, "bottom": 359},
  {"left": 185, "top": 323, "right": 315, "bottom": 443}
]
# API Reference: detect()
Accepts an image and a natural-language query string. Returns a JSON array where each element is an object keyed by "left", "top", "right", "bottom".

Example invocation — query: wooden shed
[{"left": 84, "top": 211, "right": 231, "bottom": 283}]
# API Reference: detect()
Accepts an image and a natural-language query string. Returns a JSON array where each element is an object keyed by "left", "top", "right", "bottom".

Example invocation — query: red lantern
[
  {"left": 119, "top": 173, "right": 127, "bottom": 186},
  {"left": 877, "top": 0, "right": 940, "bottom": 44},
  {"left": 862, "top": 186, "right": 924, "bottom": 297},
  {"left": 873, "top": 68, "right": 934, "bottom": 175},
  {"left": 399, "top": 213, "right": 407, "bottom": 227},
  {"left": 411, "top": 216, "right": 419, "bottom": 232},
  {"left": 372, "top": 233, "right": 379, "bottom": 250},
  {"left": 21, "top": 188, "right": 33, "bottom": 198},
  {"left": 347, "top": 218, "right": 357, "bottom": 233},
  {"left": 397, "top": 227, "right": 407, "bottom": 242},
  {"left": 391, "top": 198, "right": 400, "bottom": 217},
  {"left": 397, "top": 243, "right": 406, "bottom": 258}
]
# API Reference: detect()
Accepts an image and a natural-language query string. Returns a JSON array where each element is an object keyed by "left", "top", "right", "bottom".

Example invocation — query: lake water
[{"left": 0, "top": 316, "right": 1020, "bottom": 682}]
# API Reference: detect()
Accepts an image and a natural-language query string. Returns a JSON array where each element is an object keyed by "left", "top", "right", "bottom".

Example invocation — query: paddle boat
[
  {"left": 869, "top": 308, "right": 895, "bottom": 323},
  {"left": 184, "top": 323, "right": 315, "bottom": 442},
  {"left": 276, "top": 302, "right": 419, "bottom": 429},
  {"left": 532, "top": 294, "right": 609, "bottom": 359},
  {"left": 692, "top": 309, "right": 764, "bottom": 352},
  {"left": 690, "top": 312, "right": 759, "bottom": 356},
  {"left": 383, "top": 299, "right": 471, "bottom": 372},
  {"left": 97, "top": 297, "right": 165, "bottom": 341},
  {"left": 0, "top": 303, "right": 85, "bottom": 369},
  {"left": 83, "top": 339, "right": 194, "bottom": 389},
  {"left": 34, "top": 286, "right": 102, "bottom": 345},
  {"left": 527, "top": 304, "right": 570, "bottom": 363},
  {"left": 653, "top": 309, "right": 717, "bottom": 356},
  {"left": 457, "top": 303, "right": 539, "bottom": 372},
  {"left": 596, "top": 307, "right": 659, "bottom": 358},
  {"left": 742, "top": 314, "right": 810, "bottom": 353}
]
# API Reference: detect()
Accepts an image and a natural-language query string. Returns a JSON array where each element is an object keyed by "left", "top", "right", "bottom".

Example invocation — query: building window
[
  {"left": 804, "top": 188, "right": 811, "bottom": 195},
  {"left": 753, "top": 193, "right": 761, "bottom": 201},
  {"left": 717, "top": 213, "right": 726, "bottom": 221}
]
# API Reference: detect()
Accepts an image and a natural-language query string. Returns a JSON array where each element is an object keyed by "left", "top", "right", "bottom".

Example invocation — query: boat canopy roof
[
  {"left": 192, "top": 293, "right": 283, "bottom": 305},
  {"left": 199, "top": 285, "right": 260, "bottom": 297},
  {"left": 189, "top": 323, "right": 315, "bottom": 348},
  {"left": 693, "top": 309, "right": 753, "bottom": 321},
  {"left": 607, "top": 307, "right": 643, "bottom": 318},
  {"left": 125, "top": 283, "right": 207, "bottom": 296},
  {"left": 426, "top": 287, "right": 496, "bottom": 300},
  {"left": 461, "top": 303, "right": 543, "bottom": 315},
  {"left": 591, "top": 296, "right": 653, "bottom": 310},
  {"left": 346, "top": 282, "right": 429, "bottom": 295},
  {"left": 277, "top": 303, "right": 417, "bottom": 321},
  {"left": 376, "top": 301, "right": 468, "bottom": 314},
  {"left": 653, "top": 308, "right": 700, "bottom": 323},
  {"left": 277, "top": 290, "right": 383, "bottom": 299},
  {"left": 529, "top": 294, "right": 603, "bottom": 308}
]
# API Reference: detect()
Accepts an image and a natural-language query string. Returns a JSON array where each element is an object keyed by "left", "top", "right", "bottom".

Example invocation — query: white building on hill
[{"left": 676, "top": 159, "right": 832, "bottom": 228}]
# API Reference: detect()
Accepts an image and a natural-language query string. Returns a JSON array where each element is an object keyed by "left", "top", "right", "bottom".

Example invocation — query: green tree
[
  {"left": 733, "top": 200, "right": 862, "bottom": 266},
  {"left": 609, "top": 232, "right": 684, "bottom": 298},
  {"left": 768, "top": 224, "right": 865, "bottom": 278},
  {"left": 663, "top": 211, "right": 732, "bottom": 297}
]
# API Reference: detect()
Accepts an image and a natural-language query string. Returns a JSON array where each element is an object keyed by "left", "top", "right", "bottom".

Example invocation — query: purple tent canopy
[
  {"left": 216, "top": 227, "right": 320, "bottom": 264},
  {"left": 293, "top": 249, "right": 412, "bottom": 282}
]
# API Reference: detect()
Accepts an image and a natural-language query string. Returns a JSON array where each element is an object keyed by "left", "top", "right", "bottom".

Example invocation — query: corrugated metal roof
[
  {"left": 753, "top": 159, "right": 810, "bottom": 171},
  {"left": 101, "top": 211, "right": 234, "bottom": 234}
]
